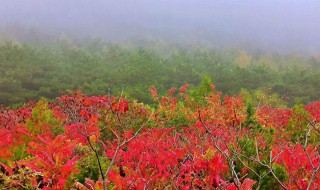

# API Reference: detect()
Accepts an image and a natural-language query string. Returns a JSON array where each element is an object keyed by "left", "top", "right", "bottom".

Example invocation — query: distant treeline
[{"left": 1, "top": 41, "right": 320, "bottom": 106}]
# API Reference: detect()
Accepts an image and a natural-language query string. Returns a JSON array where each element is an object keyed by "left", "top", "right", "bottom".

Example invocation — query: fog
[{"left": 1, "top": 0, "right": 320, "bottom": 54}]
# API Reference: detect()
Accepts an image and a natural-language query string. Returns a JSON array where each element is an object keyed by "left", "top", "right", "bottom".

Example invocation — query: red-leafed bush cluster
[{"left": 0, "top": 85, "right": 319, "bottom": 189}]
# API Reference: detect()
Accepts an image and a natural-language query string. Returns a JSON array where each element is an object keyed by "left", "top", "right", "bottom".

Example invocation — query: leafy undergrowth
[{"left": 0, "top": 85, "right": 319, "bottom": 189}]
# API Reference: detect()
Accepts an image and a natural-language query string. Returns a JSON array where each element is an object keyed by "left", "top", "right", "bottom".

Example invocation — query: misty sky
[{"left": 1, "top": 0, "right": 320, "bottom": 54}]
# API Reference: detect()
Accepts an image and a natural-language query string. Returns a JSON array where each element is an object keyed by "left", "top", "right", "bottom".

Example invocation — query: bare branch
[
  {"left": 104, "top": 111, "right": 154, "bottom": 188},
  {"left": 197, "top": 108, "right": 241, "bottom": 189},
  {"left": 235, "top": 151, "right": 288, "bottom": 190},
  {"left": 307, "top": 166, "right": 320, "bottom": 190},
  {"left": 86, "top": 136, "right": 106, "bottom": 189},
  {"left": 307, "top": 119, "right": 320, "bottom": 134},
  {"left": 120, "top": 111, "right": 154, "bottom": 147}
]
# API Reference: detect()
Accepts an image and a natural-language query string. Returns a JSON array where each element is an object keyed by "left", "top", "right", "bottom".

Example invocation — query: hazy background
[{"left": 1, "top": 0, "right": 320, "bottom": 55}]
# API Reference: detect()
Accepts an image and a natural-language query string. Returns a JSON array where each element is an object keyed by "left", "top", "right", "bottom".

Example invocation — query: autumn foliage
[{"left": 0, "top": 85, "right": 319, "bottom": 189}]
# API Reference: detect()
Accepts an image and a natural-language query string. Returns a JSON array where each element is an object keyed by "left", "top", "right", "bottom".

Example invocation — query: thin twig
[
  {"left": 86, "top": 136, "right": 106, "bottom": 189},
  {"left": 197, "top": 108, "right": 241, "bottom": 189}
]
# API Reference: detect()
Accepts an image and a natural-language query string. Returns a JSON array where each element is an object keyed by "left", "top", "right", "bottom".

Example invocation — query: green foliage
[
  {"left": 244, "top": 103, "right": 256, "bottom": 128},
  {"left": 1, "top": 41, "right": 320, "bottom": 106},
  {"left": 74, "top": 145, "right": 109, "bottom": 183},
  {"left": 288, "top": 103, "right": 310, "bottom": 144},
  {"left": 238, "top": 137, "right": 256, "bottom": 157},
  {"left": 256, "top": 164, "right": 288, "bottom": 190},
  {"left": 26, "top": 98, "right": 64, "bottom": 135},
  {"left": 236, "top": 138, "right": 288, "bottom": 190},
  {"left": 158, "top": 101, "right": 190, "bottom": 130},
  {"left": 191, "top": 76, "right": 214, "bottom": 105},
  {"left": 241, "top": 88, "right": 287, "bottom": 108}
]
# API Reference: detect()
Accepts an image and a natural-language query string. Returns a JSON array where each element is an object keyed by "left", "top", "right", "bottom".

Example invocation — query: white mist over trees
[{"left": 1, "top": 0, "right": 320, "bottom": 54}]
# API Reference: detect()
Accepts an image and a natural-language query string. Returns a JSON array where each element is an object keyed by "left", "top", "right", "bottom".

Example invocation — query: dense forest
[{"left": 1, "top": 41, "right": 320, "bottom": 107}]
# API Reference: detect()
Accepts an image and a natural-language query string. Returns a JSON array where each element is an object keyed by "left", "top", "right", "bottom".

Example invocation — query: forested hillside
[{"left": 1, "top": 41, "right": 320, "bottom": 106}]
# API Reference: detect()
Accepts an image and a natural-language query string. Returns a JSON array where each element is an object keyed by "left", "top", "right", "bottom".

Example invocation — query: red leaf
[
  {"left": 60, "top": 155, "right": 79, "bottom": 176},
  {"left": 150, "top": 86, "right": 158, "bottom": 100},
  {"left": 241, "top": 178, "right": 256, "bottom": 190},
  {"left": 180, "top": 84, "right": 189, "bottom": 94},
  {"left": 167, "top": 88, "right": 176, "bottom": 96}
]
